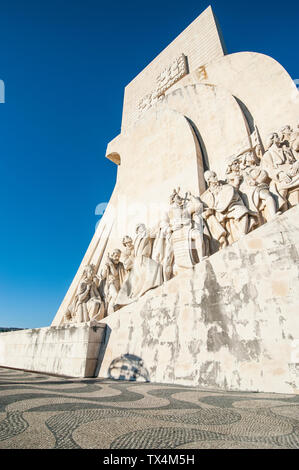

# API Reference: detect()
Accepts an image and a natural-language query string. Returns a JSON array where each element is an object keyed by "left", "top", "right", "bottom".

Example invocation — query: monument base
[
  {"left": 0, "top": 321, "right": 105, "bottom": 377},
  {"left": 1, "top": 207, "right": 298, "bottom": 393},
  {"left": 97, "top": 205, "right": 299, "bottom": 394}
]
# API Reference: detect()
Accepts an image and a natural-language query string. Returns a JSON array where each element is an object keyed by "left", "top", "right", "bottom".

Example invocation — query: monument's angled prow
[{"left": 1, "top": 6, "right": 299, "bottom": 393}]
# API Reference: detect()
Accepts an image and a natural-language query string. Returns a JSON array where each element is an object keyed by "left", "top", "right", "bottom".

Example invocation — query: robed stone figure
[
  {"left": 115, "top": 223, "right": 163, "bottom": 308},
  {"left": 201, "top": 170, "right": 257, "bottom": 248},
  {"left": 64, "top": 264, "right": 104, "bottom": 323}
]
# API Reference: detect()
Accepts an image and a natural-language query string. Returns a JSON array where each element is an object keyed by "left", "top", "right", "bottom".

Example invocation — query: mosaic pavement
[{"left": 0, "top": 367, "right": 299, "bottom": 449}]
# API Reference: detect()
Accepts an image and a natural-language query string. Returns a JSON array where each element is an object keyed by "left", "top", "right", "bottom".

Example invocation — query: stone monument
[{"left": 1, "top": 6, "right": 299, "bottom": 393}]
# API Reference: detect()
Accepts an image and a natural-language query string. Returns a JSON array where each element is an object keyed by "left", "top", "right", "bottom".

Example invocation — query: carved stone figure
[
  {"left": 167, "top": 188, "right": 208, "bottom": 270},
  {"left": 122, "top": 236, "right": 134, "bottom": 273},
  {"left": 168, "top": 188, "right": 190, "bottom": 230},
  {"left": 241, "top": 151, "right": 260, "bottom": 171},
  {"left": 100, "top": 249, "right": 126, "bottom": 314},
  {"left": 226, "top": 152, "right": 278, "bottom": 224},
  {"left": 241, "top": 167, "right": 278, "bottom": 223},
  {"left": 115, "top": 224, "right": 163, "bottom": 308},
  {"left": 254, "top": 143, "right": 264, "bottom": 160},
  {"left": 152, "top": 213, "right": 174, "bottom": 281},
  {"left": 225, "top": 160, "right": 243, "bottom": 189},
  {"left": 278, "top": 125, "right": 296, "bottom": 162},
  {"left": 64, "top": 264, "right": 103, "bottom": 323},
  {"left": 201, "top": 170, "right": 257, "bottom": 248},
  {"left": 261, "top": 132, "right": 299, "bottom": 209},
  {"left": 185, "top": 191, "right": 210, "bottom": 262},
  {"left": 162, "top": 227, "right": 175, "bottom": 281}
]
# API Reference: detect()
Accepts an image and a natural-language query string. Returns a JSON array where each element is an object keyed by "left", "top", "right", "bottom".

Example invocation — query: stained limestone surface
[
  {"left": 97, "top": 205, "right": 299, "bottom": 394},
  {"left": 0, "top": 322, "right": 106, "bottom": 377}
]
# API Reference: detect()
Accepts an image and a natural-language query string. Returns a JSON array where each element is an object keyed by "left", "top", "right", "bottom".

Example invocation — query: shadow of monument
[{"left": 108, "top": 354, "right": 150, "bottom": 382}]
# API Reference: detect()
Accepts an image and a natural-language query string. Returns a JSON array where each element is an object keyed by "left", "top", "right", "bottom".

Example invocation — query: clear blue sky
[{"left": 0, "top": 0, "right": 298, "bottom": 328}]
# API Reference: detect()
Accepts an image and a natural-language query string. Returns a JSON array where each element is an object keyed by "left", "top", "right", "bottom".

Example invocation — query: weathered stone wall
[
  {"left": 97, "top": 205, "right": 299, "bottom": 394},
  {"left": 0, "top": 321, "right": 105, "bottom": 377},
  {"left": 2, "top": 207, "right": 298, "bottom": 392}
]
